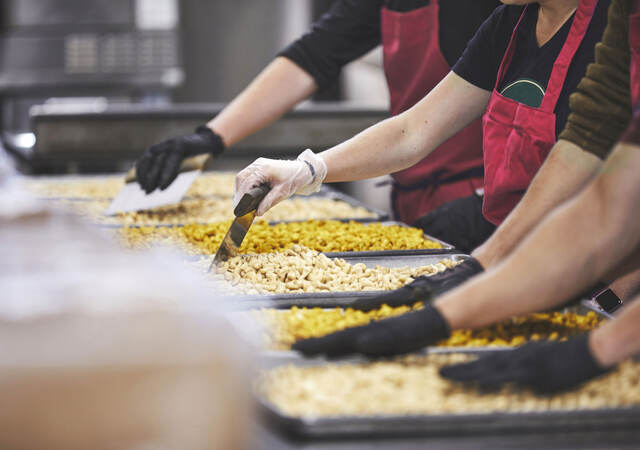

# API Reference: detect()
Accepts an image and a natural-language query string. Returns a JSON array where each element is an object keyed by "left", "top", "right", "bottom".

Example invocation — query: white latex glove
[{"left": 234, "top": 149, "right": 327, "bottom": 216}]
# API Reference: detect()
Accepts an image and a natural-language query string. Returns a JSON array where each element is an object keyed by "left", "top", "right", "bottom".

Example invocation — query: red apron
[
  {"left": 629, "top": 1, "right": 640, "bottom": 106},
  {"left": 482, "top": 0, "right": 597, "bottom": 225},
  {"left": 381, "top": 0, "right": 484, "bottom": 225}
]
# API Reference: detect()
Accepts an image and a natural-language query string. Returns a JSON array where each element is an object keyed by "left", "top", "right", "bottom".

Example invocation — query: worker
[
  {"left": 347, "top": 0, "right": 635, "bottom": 313},
  {"left": 235, "top": 0, "right": 610, "bottom": 252},
  {"left": 293, "top": 0, "right": 640, "bottom": 394},
  {"left": 135, "top": 0, "right": 501, "bottom": 250}
]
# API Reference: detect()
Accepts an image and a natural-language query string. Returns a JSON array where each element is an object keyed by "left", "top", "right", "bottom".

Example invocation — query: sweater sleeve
[{"left": 559, "top": 0, "right": 632, "bottom": 159}]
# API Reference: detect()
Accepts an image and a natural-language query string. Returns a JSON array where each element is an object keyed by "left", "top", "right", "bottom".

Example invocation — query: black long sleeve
[{"left": 279, "top": 0, "right": 501, "bottom": 91}]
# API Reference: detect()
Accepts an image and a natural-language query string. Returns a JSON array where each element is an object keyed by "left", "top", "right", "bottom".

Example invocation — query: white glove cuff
[{"left": 295, "top": 149, "right": 328, "bottom": 195}]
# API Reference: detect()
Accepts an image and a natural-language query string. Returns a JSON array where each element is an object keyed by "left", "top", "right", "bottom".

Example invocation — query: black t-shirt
[
  {"left": 453, "top": 1, "right": 611, "bottom": 137},
  {"left": 279, "top": 0, "right": 501, "bottom": 91}
]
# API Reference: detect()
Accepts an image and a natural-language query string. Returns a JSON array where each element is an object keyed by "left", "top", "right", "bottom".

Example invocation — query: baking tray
[
  {"left": 82, "top": 193, "right": 391, "bottom": 227},
  {"left": 226, "top": 253, "right": 469, "bottom": 309},
  {"left": 232, "top": 303, "right": 607, "bottom": 358},
  {"left": 27, "top": 174, "right": 389, "bottom": 222},
  {"left": 259, "top": 399, "right": 640, "bottom": 439},
  {"left": 255, "top": 348, "right": 640, "bottom": 439},
  {"left": 100, "top": 219, "right": 456, "bottom": 257}
]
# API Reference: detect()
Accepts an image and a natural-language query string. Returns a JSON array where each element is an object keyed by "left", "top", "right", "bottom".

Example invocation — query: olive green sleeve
[{"left": 559, "top": 0, "right": 633, "bottom": 159}]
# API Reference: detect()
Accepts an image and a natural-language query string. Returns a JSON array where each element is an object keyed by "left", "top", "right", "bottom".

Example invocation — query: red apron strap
[
  {"left": 540, "top": 0, "right": 598, "bottom": 112},
  {"left": 494, "top": 6, "right": 529, "bottom": 91}
]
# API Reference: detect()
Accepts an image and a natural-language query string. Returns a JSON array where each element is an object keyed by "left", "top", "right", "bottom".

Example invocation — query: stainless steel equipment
[
  {"left": 0, "top": 0, "right": 182, "bottom": 132},
  {"left": 29, "top": 103, "right": 388, "bottom": 172}
]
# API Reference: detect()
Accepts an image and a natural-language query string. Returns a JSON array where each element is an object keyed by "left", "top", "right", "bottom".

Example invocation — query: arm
[
  {"left": 438, "top": 141, "right": 640, "bottom": 331},
  {"left": 590, "top": 296, "right": 640, "bottom": 366},
  {"left": 473, "top": 0, "right": 632, "bottom": 267},
  {"left": 208, "top": 0, "right": 384, "bottom": 146},
  {"left": 322, "top": 72, "right": 491, "bottom": 182},
  {"left": 206, "top": 57, "right": 317, "bottom": 147},
  {"left": 139, "top": 0, "right": 382, "bottom": 192},
  {"left": 236, "top": 72, "right": 491, "bottom": 213},
  {"left": 472, "top": 140, "right": 602, "bottom": 267}
]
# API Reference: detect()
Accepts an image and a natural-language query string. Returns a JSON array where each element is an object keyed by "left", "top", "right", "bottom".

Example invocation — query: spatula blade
[{"left": 104, "top": 170, "right": 201, "bottom": 216}]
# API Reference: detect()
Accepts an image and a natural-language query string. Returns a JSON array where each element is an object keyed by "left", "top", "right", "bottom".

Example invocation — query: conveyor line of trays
[{"left": 24, "top": 172, "right": 640, "bottom": 441}]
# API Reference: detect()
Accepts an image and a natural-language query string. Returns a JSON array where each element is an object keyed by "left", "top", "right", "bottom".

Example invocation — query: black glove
[
  {"left": 439, "top": 334, "right": 611, "bottom": 394},
  {"left": 413, "top": 194, "right": 496, "bottom": 253},
  {"left": 349, "top": 257, "right": 484, "bottom": 311},
  {"left": 292, "top": 304, "right": 450, "bottom": 358},
  {"left": 136, "top": 126, "right": 225, "bottom": 193}
]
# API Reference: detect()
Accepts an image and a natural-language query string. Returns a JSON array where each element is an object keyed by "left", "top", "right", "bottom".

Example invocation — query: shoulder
[
  {"left": 489, "top": 4, "right": 527, "bottom": 30},
  {"left": 471, "top": 4, "right": 525, "bottom": 45}
]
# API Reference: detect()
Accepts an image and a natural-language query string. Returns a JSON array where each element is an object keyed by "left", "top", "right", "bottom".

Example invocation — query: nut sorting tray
[
  {"left": 231, "top": 303, "right": 606, "bottom": 357},
  {"left": 227, "top": 253, "right": 469, "bottom": 309},
  {"left": 255, "top": 349, "right": 640, "bottom": 439},
  {"left": 84, "top": 194, "right": 390, "bottom": 227},
  {"left": 28, "top": 175, "right": 390, "bottom": 222}
]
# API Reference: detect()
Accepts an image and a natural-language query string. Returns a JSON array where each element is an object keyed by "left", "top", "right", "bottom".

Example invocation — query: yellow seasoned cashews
[
  {"left": 256, "top": 354, "right": 640, "bottom": 417},
  {"left": 247, "top": 308, "right": 602, "bottom": 350},
  {"left": 442, "top": 311, "right": 602, "bottom": 347},
  {"left": 215, "top": 246, "right": 456, "bottom": 294},
  {"left": 246, "top": 304, "right": 417, "bottom": 349},
  {"left": 118, "top": 220, "right": 442, "bottom": 254}
]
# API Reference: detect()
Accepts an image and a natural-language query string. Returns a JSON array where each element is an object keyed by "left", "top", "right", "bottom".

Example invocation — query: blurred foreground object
[{"left": 0, "top": 162, "right": 252, "bottom": 450}]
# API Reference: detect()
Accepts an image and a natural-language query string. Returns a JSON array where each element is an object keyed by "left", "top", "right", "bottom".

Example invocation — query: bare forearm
[
  {"left": 439, "top": 143, "right": 640, "bottom": 330},
  {"left": 590, "top": 296, "right": 640, "bottom": 367},
  {"left": 207, "top": 57, "right": 317, "bottom": 147},
  {"left": 322, "top": 72, "right": 490, "bottom": 183},
  {"left": 473, "top": 139, "right": 602, "bottom": 267}
]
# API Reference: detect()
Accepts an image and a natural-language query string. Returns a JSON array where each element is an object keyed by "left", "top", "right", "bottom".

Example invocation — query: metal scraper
[
  {"left": 209, "top": 183, "right": 271, "bottom": 270},
  {"left": 104, "top": 154, "right": 210, "bottom": 216}
]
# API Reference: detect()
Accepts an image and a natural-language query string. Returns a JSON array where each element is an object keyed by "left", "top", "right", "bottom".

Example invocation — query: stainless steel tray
[
  {"left": 255, "top": 348, "right": 640, "bottom": 439},
  {"left": 259, "top": 399, "right": 640, "bottom": 439},
  {"left": 230, "top": 253, "right": 469, "bottom": 309},
  {"left": 235, "top": 303, "right": 607, "bottom": 355},
  {"left": 30, "top": 175, "right": 391, "bottom": 222}
]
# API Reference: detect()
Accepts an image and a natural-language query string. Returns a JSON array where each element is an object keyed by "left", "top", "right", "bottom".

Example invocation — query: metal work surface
[{"left": 30, "top": 103, "right": 388, "bottom": 172}]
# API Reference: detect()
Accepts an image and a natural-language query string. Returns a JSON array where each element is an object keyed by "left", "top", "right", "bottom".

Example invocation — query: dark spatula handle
[{"left": 234, "top": 183, "right": 271, "bottom": 217}]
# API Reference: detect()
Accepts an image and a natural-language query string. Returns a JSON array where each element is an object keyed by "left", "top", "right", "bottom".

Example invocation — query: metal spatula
[
  {"left": 104, "top": 154, "right": 210, "bottom": 216},
  {"left": 209, "top": 183, "right": 271, "bottom": 270}
]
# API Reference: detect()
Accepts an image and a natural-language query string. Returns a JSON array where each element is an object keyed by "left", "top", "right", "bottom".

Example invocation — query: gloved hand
[
  {"left": 439, "top": 334, "right": 611, "bottom": 394},
  {"left": 292, "top": 304, "right": 450, "bottom": 358},
  {"left": 234, "top": 149, "right": 327, "bottom": 216},
  {"left": 136, "top": 126, "right": 225, "bottom": 193},
  {"left": 349, "top": 257, "right": 484, "bottom": 311},
  {"left": 413, "top": 193, "right": 496, "bottom": 253}
]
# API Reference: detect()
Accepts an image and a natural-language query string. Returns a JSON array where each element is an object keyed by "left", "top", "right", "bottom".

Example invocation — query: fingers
[
  {"left": 158, "top": 144, "right": 183, "bottom": 190},
  {"left": 234, "top": 159, "right": 268, "bottom": 209},
  {"left": 144, "top": 151, "right": 170, "bottom": 193},
  {"left": 292, "top": 329, "right": 358, "bottom": 358},
  {"left": 135, "top": 151, "right": 154, "bottom": 191},
  {"left": 234, "top": 158, "right": 299, "bottom": 215},
  {"left": 256, "top": 184, "right": 290, "bottom": 216},
  {"left": 349, "top": 287, "right": 414, "bottom": 311}
]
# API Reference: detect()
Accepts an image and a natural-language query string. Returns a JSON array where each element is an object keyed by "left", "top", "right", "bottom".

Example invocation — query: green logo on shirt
[{"left": 500, "top": 78, "right": 545, "bottom": 107}]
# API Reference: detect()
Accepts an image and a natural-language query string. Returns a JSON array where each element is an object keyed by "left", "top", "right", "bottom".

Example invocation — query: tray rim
[
  {"left": 257, "top": 394, "right": 640, "bottom": 439},
  {"left": 254, "top": 345, "right": 640, "bottom": 439}
]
